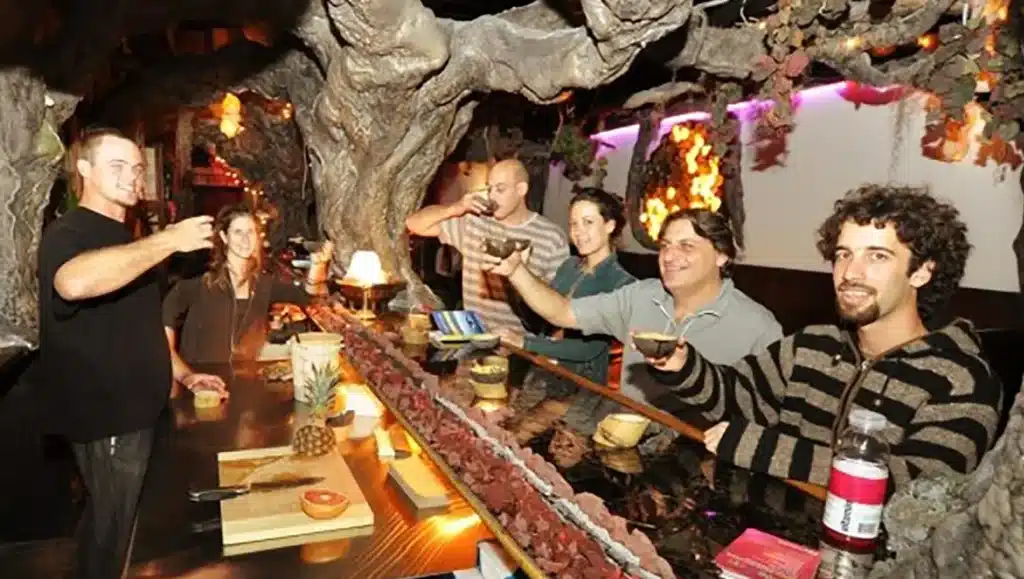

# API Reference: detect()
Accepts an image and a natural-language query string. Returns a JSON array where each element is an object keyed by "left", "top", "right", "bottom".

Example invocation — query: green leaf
[
  {"left": 987, "top": 57, "right": 1004, "bottom": 72},
  {"left": 962, "top": 59, "right": 981, "bottom": 75}
]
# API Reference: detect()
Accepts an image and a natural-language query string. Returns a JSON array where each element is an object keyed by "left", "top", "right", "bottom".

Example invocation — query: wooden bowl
[
  {"left": 632, "top": 331, "right": 678, "bottom": 358},
  {"left": 593, "top": 413, "right": 651, "bottom": 449},
  {"left": 483, "top": 238, "right": 517, "bottom": 259},
  {"left": 332, "top": 279, "right": 407, "bottom": 306},
  {"left": 509, "top": 238, "right": 531, "bottom": 252},
  {"left": 407, "top": 313, "right": 432, "bottom": 330},
  {"left": 400, "top": 324, "right": 429, "bottom": 345},
  {"left": 470, "top": 333, "right": 500, "bottom": 349},
  {"left": 471, "top": 380, "right": 509, "bottom": 400},
  {"left": 480, "top": 198, "right": 499, "bottom": 215},
  {"left": 596, "top": 446, "right": 644, "bottom": 474},
  {"left": 470, "top": 356, "right": 509, "bottom": 385}
]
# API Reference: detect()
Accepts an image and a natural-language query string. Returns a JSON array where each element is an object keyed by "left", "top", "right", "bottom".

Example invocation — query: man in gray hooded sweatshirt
[{"left": 482, "top": 208, "right": 782, "bottom": 403}]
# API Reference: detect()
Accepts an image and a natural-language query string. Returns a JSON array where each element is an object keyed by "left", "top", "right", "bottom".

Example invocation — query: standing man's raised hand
[{"left": 164, "top": 215, "right": 215, "bottom": 253}]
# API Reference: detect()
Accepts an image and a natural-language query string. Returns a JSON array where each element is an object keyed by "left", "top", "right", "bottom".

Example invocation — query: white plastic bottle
[{"left": 822, "top": 408, "right": 890, "bottom": 548}]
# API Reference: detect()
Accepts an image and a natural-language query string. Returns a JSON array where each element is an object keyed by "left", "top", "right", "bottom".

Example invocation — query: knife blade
[{"left": 188, "top": 476, "right": 324, "bottom": 502}]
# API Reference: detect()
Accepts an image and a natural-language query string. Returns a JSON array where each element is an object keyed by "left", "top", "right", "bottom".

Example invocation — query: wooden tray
[{"left": 217, "top": 446, "right": 374, "bottom": 547}]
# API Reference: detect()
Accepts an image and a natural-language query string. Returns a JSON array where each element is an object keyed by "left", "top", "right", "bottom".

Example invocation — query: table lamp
[{"left": 343, "top": 250, "right": 387, "bottom": 320}]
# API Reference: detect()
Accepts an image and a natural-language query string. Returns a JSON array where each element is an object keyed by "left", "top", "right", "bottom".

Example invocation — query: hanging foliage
[{"left": 550, "top": 124, "right": 601, "bottom": 182}]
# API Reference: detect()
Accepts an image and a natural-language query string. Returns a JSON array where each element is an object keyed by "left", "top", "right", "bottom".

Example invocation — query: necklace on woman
[
  {"left": 228, "top": 266, "right": 251, "bottom": 298},
  {"left": 227, "top": 264, "right": 255, "bottom": 358}
]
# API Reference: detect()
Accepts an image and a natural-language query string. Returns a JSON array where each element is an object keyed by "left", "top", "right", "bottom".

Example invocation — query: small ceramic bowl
[{"left": 632, "top": 332, "right": 679, "bottom": 358}]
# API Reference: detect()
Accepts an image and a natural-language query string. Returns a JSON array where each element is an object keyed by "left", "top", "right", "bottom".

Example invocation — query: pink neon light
[{"left": 591, "top": 81, "right": 849, "bottom": 147}]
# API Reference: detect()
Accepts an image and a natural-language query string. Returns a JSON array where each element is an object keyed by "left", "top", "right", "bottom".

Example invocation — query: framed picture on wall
[{"left": 143, "top": 146, "right": 164, "bottom": 202}]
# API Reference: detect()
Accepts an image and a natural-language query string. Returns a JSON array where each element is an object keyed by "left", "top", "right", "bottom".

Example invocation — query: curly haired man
[{"left": 644, "top": 185, "right": 1003, "bottom": 489}]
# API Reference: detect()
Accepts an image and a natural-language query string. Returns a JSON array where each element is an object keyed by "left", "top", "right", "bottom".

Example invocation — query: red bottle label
[{"left": 822, "top": 458, "right": 887, "bottom": 540}]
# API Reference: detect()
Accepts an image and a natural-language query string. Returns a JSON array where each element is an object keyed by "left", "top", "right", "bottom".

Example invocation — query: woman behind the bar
[
  {"left": 499, "top": 188, "right": 636, "bottom": 424},
  {"left": 163, "top": 204, "right": 310, "bottom": 378}
]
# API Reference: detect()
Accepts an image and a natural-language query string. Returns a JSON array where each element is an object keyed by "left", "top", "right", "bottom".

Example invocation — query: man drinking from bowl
[
  {"left": 406, "top": 158, "right": 569, "bottom": 334},
  {"left": 481, "top": 209, "right": 781, "bottom": 403}
]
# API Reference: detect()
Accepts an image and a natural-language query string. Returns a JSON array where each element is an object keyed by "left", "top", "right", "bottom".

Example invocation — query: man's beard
[
  {"left": 836, "top": 283, "right": 881, "bottom": 326},
  {"left": 837, "top": 299, "right": 881, "bottom": 326}
]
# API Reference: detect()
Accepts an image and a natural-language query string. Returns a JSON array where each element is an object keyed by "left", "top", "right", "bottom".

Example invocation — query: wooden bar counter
[
  {"left": 128, "top": 306, "right": 829, "bottom": 579},
  {"left": 128, "top": 360, "right": 493, "bottom": 578}
]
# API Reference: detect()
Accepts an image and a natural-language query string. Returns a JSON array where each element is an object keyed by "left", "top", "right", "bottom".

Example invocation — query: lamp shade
[{"left": 344, "top": 250, "right": 387, "bottom": 286}]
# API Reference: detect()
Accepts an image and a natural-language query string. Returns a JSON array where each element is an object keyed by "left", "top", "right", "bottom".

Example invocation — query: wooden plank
[
  {"left": 223, "top": 523, "right": 373, "bottom": 557},
  {"left": 388, "top": 454, "right": 451, "bottom": 510},
  {"left": 504, "top": 344, "right": 829, "bottom": 501},
  {"left": 217, "top": 445, "right": 374, "bottom": 547}
]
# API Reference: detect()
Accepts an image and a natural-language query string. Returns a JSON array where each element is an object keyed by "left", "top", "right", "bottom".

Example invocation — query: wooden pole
[{"left": 503, "top": 343, "right": 828, "bottom": 501}]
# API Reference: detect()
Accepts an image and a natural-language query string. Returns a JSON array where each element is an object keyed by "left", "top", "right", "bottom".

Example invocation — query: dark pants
[{"left": 71, "top": 429, "right": 154, "bottom": 579}]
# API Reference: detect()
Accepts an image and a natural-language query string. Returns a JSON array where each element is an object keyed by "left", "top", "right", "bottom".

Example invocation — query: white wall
[{"left": 544, "top": 94, "right": 1023, "bottom": 293}]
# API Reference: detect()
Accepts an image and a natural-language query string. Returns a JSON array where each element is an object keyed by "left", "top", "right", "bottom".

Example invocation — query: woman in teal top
[{"left": 499, "top": 188, "right": 636, "bottom": 421}]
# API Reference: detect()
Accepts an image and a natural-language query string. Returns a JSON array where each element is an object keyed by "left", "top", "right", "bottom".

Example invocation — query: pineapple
[{"left": 293, "top": 363, "right": 341, "bottom": 457}]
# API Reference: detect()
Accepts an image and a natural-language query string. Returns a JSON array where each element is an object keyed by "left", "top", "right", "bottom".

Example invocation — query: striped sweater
[
  {"left": 652, "top": 318, "right": 1003, "bottom": 489},
  {"left": 440, "top": 212, "right": 569, "bottom": 334}
]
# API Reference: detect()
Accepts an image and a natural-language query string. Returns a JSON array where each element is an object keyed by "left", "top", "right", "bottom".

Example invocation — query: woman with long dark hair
[
  {"left": 163, "top": 204, "right": 309, "bottom": 377},
  {"left": 498, "top": 188, "right": 636, "bottom": 428}
]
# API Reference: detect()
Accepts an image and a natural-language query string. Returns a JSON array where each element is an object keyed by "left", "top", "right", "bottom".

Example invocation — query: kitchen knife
[{"left": 188, "top": 476, "right": 324, "bottom": 502}]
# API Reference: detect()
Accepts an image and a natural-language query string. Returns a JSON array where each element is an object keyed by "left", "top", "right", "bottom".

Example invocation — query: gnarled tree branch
[
  {"left": 809, "top": 0, "right": 957, "bottom": 85},
  {"left": 424, "top": 0, "right": 694, "bottom": 105}
]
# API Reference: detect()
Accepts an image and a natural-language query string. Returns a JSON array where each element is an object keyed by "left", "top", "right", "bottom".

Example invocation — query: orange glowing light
[
  {"left": 985, "top": 33, "right": 997, "bottom": 55},
  {"left": 922, "top": 102, "right": 987, "bottom": 163},
  {"left": 433, "top": 513, "right": 482, "bottom": 536},
  {"left": 917, "top": 34, "right": 937, "bottom": 51},
  {"left": 639, "top": 122, "right": 724, "bottom": 241},
  {"left": 983, "top": 0, "right": 1010, "bottom": 24},
  {"left": 219, "top": 93, "right": 242, "bottom": 139}
]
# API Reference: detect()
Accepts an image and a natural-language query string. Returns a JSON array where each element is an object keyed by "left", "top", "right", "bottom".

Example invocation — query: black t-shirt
[{"left": 37, "top": 207, "right": 172, "bottom": 442}]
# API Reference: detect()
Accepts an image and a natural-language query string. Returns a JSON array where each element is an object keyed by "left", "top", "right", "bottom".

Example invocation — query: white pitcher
[{"left": 290, "top": 332, "right": 343, "bottom": 402}]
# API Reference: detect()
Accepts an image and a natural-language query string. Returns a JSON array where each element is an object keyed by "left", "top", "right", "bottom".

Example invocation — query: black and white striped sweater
[{"left": 652, "top": 318, "right": 1003, "bottom": 489}]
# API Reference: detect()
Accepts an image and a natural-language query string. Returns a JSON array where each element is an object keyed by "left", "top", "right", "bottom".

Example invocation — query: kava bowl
[{"left": 632, "top": 331, "right": 679, "bottom": 358}]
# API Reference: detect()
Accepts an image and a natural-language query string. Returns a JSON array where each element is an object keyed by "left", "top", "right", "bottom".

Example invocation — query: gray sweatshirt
[{"left": 570, "top": 278, "right": 782, "bottom": 402}]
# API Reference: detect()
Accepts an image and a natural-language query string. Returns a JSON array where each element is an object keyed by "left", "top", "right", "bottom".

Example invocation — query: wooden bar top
[{"left": 129, "top": 361, "right": 492, "bottom": 578}]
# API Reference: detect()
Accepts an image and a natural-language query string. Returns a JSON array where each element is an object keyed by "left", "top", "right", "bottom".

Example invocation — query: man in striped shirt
[
  {"left": 407, "top": 159, "right": 569, "bottom": 334},
  {"left": 646, "top": 185, "right": 1002, "bottom": 489}
]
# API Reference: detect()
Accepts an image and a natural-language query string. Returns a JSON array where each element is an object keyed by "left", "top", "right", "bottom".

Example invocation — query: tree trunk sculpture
[
  {"left": 271, "top": 0, "right": 699, "bottom": 306},
  {"left": 870, "top": 389, "right": 1024, "bottom": 579},
  {"left": 0, "top": 70, "right": 77, "bottom": 346}
]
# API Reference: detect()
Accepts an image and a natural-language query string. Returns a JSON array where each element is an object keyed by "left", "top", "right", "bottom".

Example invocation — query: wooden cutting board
[{"left": 217, "top": 445, "right": 374, "bottom": 547}]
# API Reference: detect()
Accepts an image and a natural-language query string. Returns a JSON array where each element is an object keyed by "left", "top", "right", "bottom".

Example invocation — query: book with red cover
[{"left": 714, "top": 528, "right": 821, "bottom": 579}]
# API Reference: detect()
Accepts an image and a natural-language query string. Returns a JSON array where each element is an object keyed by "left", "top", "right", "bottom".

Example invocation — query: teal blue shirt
[{"left": 523, "top": 253, "right": 635, "bottom": 385}]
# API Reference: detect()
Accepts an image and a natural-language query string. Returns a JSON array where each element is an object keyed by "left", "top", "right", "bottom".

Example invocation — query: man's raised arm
[
  {"left": 54, "top": 216, "right": 213, "bottom": 301},
  {"left": 482, "top": 249, "right": 577, "bottom": 329},
  {"left": 406, "top": 193, "right": 493, "bottom": 238}
]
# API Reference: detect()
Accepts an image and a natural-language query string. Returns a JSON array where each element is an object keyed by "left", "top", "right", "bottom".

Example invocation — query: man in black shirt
[{"left": 37, "top": 128, "right": 222, "bottom": 579}]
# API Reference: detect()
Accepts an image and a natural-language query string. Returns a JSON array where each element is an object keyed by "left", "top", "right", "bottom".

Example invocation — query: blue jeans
[{"left": 71, "top": 429, "right": 153, "bottom": 579}]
